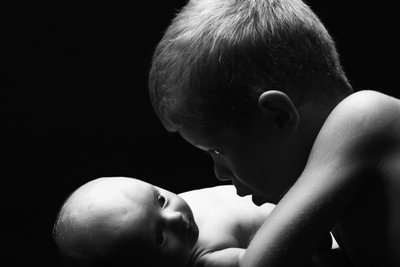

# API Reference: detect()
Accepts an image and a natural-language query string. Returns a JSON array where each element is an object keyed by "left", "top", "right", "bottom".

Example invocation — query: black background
[{"left": 2, "top": 1, "right": 398, "bottom": 266}]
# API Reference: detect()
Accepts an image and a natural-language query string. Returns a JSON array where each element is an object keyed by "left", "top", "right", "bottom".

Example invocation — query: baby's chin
[{"left": 189, "top": 219, "right": 199, "bottom": 248}]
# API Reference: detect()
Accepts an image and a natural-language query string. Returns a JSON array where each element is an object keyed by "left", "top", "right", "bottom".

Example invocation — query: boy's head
[
  {"left": 53, "top": 177, "right": 199, "bottom": 267},
  {"left": 149, "top": 0, "right": 353, "bottom": 204},
  {"left": 149, "top": 0, "right": 352, "bottom": 135}
]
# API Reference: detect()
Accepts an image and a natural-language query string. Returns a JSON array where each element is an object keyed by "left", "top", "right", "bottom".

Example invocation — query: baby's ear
[{"left": 257, "top": 90, "right": 299, "bottom": 133}]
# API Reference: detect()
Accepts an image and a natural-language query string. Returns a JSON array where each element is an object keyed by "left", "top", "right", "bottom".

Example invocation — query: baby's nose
[{"left": 164, "top": 211, "right": 188, "bottom": 231}]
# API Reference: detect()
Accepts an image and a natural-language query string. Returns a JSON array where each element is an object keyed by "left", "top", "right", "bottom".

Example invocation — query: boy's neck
[{"left": 292, "top": 98, "right": 342, "bottom": 175}]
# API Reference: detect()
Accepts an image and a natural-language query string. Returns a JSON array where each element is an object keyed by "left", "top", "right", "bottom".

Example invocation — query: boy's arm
[
  {"left": 311, "top": 248, "right": 354, "bottom": 267},
  {"left": 241, "top": 91, "right": 396, "bottom": 267},
  {"left": 196, "top": 248, "right": 245, "bottom": 267},
  {"left": 196, "top": 247, "right": 343, "bottom": 267}
]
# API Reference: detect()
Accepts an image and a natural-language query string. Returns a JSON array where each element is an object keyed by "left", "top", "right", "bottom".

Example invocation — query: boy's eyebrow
[
  {"left": 201, "top": 148, "right": 218, "bottom": 155},
  {"left": 197, "top": 145, "right": 209, "bottom": 151},
  {"left": 201, "top": 149, "right": 210, "bottom": 155},
  {"left": 194, "top": 143, "right": 215, "bottom": 151}
]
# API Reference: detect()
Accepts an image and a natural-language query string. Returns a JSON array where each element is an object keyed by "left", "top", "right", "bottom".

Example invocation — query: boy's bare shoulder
[
  {"left": 314, "top": 90, "right": 400, "bottom": 162},
  {"left": 330, "top": 90, "right": 399, "bottom": 131},
  {"left": 337, "top": 90, "right": 399, "bottom": 119}
]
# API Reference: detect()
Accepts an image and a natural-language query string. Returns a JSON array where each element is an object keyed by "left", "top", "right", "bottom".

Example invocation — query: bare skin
[
  {"left": 56, "top": 178, "right": 348, "bottom": 267},
  {"left": 180, "top": 90, "right": 400, "bottom": 266},
  {"left": 55, "top": 177, "right": 274, "bottom": 267},
  {"left": 182, "top": 185, "right": 274, "bottom": 267},
  {"left": 243, "top": 91, "right": 400, "bottom": 266}
]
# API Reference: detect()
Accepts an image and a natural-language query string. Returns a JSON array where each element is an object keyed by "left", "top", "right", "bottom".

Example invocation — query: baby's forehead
[
  {"left": 80, "top": 177, "right": 154, "bottom": 199},
  {"left": 66, "top": 178, "right": 162, "bottom": 229},
  {"left": 68, "top": 180, "right": 133, "bottom": 211}
]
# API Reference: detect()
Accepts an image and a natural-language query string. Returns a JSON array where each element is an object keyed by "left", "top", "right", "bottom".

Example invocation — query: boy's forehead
[
  {"left": 178, "top": 126, "right": 250, "bottom": 151},
  {"left": 178, "top": 128, "right": 225, "bottom": 149}
]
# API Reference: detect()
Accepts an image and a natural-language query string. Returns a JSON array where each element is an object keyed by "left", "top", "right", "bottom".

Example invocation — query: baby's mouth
[
  {"left": 184, "top": 217, "right": 198, "bottom": 246},
  {"left": 181, "top": 215, "right": 191, "bottom": 236},
  {"left": 186, "top": 222, "right": 192, "bottom": 238}
]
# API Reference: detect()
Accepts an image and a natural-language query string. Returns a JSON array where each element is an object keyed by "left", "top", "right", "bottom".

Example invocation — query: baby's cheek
[{"left": 162, "top": 236, "right": 191, "bottom": 265}]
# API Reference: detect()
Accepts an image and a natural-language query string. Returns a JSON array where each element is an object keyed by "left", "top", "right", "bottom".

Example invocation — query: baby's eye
[
  {"left": 156, "top": 230, "right": 164, "bottom": 246},
  {"left": 157, "top": 194, "right": 166, "bottom": 208}
]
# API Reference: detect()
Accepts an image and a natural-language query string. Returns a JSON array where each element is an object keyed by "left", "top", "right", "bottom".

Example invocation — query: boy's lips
[
  {"left": 236, "top": 188, "right": 252, "bottom": 197},
  {"left": 252, "top": 194, "right": 268, "bottom": 206},
  {"left": 252, "top": 194, "right": 279, "bottom": 205},
  {"left": 236, "top": 185, "right": 276, "bottom": 205},
  {"left": 237, "top": 189, "right": 274, "bottom": 205}
]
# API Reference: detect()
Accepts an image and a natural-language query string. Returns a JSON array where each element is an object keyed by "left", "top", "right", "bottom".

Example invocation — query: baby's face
[{"left": 76, "top": 177, "right": 199, "bottom": 266}]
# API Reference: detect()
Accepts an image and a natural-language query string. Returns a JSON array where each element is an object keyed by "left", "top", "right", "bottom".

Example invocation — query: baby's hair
[
  {"left": 53, "top": 190, "right": 93, "bottom": 266},
  {"left": 53, "top": 185, "right": 160, "bottom": 267},
  {"left": 149, "top": 0, "right": 352, "bottom": 135}
]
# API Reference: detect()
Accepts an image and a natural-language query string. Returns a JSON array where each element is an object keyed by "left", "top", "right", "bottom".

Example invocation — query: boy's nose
[{"left": 214, "top": 162, "right": 232, "bottom": 181}]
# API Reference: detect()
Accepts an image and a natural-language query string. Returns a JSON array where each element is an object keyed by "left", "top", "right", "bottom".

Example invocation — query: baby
[
  {"left": 53, "top": 177, "right": 274, "bottom": 267},
  {"left": 53, "top": 177, "right": 341, "bottom": 267}
]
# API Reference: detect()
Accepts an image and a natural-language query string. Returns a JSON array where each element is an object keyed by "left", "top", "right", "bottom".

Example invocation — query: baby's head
[{"left": 53, "top": 177, "right": 199, "bottom": 267}]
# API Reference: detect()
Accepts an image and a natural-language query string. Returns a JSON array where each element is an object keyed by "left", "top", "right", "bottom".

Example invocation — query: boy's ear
[{"left": 257, "top": 90, "right": 299, "bottom": 133}]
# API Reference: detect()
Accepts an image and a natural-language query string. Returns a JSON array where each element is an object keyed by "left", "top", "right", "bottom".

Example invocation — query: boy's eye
[
  {"left": 209, "top": 149, "right": 223, "bottom": 157},
  {"left": 156, "top": 230, "right": 164, "bottom": 246},
  {"left": 157, "top": 194, "right": 166, "bottom": 208}
]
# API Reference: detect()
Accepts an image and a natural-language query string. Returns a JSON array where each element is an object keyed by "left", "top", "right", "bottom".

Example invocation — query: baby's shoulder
[
  {"left": 192, "top": 248, "right": 244, "bottom": 267},
  {"left": 180, "top": 185, "right": 236, "bottom": 201}
]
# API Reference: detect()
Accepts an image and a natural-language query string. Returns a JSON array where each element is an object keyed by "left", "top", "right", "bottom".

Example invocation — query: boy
[
  {"left": 53, "top": 177, "right": 345, "bottom": 267},
  {"left": 148, "top": 0, "right": 400, "bottom": 266}
]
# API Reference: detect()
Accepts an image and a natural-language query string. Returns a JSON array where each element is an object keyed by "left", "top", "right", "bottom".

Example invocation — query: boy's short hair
[{"left": 149, "top": 0, "right": 353, "bottom": 135}]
